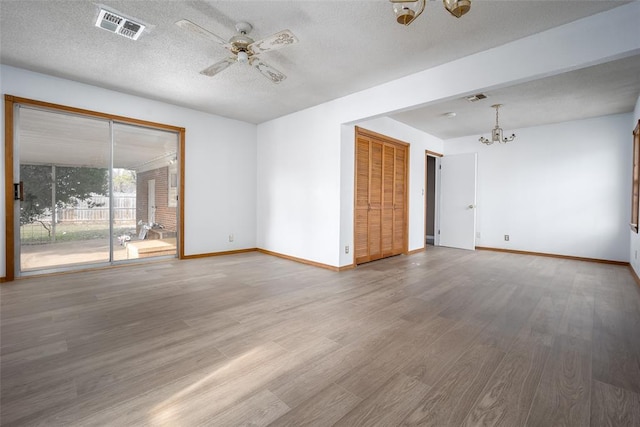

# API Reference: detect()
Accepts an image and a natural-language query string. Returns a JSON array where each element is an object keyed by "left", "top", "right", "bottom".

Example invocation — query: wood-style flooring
[{"left": 1, "top": 247, "right": 640, "bottom": 426}]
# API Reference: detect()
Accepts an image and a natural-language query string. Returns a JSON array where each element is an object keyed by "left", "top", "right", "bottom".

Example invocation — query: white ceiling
[{"left": 1, "top": 0, "right": 638, "bottom": 140}]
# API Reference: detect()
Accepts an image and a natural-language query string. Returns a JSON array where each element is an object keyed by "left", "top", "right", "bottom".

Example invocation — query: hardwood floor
[{"left": 1, "top": 247, "right": 640, "bottom": 426}]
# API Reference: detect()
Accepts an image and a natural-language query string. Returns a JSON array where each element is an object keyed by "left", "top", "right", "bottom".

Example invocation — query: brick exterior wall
[{"left": 137, "top": 167, "right": 176, "bottom": 233}]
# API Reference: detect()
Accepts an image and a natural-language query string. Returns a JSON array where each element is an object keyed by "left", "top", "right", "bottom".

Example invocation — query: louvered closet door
[
  {"left": 381, "top": 144, "right": 395, "bottom": 257},
  {"left": 392, "top": 145, "right": 406, "bottom": 255},
  {"left": 368, "top": 141, "right": 383, "bottom": 261},
  {"left": 354, "top": 128, "right": 407, "bottom": 265},
  {"left": 355, "top": 137, "right": 370, "bottom": 264}
]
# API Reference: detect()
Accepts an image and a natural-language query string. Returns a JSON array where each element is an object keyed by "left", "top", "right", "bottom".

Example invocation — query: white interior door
[
  {"left": 148, "top": 179, "right": 156, "bottom": 224},
  {"left": 439, "top": 153, "right": 477, "bottom": 250}
]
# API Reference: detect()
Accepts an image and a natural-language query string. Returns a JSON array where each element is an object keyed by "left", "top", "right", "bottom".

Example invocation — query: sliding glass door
[
  {"left": 112, "top": 123, "right": 179, "bottom": 262},
  {"left": 18, "top": 108, "right": 112, "bottom": 272},
  {"left": 14, "top": 105, "right": 179, "bottom": 275}
]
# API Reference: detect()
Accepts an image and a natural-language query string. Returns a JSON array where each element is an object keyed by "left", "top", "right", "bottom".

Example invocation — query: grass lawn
[{"left": 21, "top": 222, "right": 136, "bottom": 244}]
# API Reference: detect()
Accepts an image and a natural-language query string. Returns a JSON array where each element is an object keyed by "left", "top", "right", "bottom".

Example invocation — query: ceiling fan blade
[
  {"left": 176, "top": 19, "right": 229, "bottom": 48},
  {"left": 200, "top": 58, "right": 235, "bottom": 77},
  {"left": 250, "top": 58, "right": 286, "bottom": 84},
  {"left": 249, "top": 30, "right": 298, "bottom": 54}
]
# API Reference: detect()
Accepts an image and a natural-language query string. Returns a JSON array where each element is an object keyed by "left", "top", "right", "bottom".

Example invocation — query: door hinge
[
  {"left": 438, "top": 229, "right": 440, "bottom": 235},
  {"left": 439, "top": 165, "right": 442, "bottom": 170}
]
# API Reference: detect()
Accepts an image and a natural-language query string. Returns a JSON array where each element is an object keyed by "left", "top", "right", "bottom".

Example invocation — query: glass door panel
[
  {"left": 112, "top": 123, "right": 178, "bottom": 261},
  {"left": 18, "top": 107, "right": 111, "bottom": 272}
]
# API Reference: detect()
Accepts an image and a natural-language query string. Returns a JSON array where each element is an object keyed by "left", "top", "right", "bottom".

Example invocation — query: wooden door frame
[
  {"left": 353, "top": 126, "right": 410, "bottom": 264},
  {"left": 3, "top": 95, "right": 186, "bottom": 282}
]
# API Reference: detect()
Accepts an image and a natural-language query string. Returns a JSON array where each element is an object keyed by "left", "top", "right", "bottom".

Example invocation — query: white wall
[
  {"left": 256, "top": 107, "right": 343, "bottom": 266},
  {"left": 630, "top": 94, "right": 640, "bottom": 275},
  {"left": 1, "top": 65, "right": 257, "bottom": 276},
  {"left": 257, "top": 3, "right": 640, "bottom": 268},
  {"left": 445, "top": 114, "right": 632, "bottom": 262}
]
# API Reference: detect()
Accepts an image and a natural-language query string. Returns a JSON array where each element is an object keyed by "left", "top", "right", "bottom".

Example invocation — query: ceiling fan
[{"left": 176, "top": 19, "right": 298, "bottom": 84}]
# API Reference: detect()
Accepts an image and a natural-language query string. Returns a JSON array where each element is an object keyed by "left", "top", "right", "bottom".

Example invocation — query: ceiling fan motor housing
[{"left": 230, "top": 34, "right": 254, "bottom": 55}]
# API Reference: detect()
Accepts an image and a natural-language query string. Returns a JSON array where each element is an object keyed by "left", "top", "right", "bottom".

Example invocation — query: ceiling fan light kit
[
  {"left": 237, "top": 51, "right": 249, "bottom": 64},
  {"left": 479, "top": 104, "right": 516, "bottom": 145},
  {"left": 175, "top": 19, "right": 298, "bottom": 84},
  {"left": 389, "top": 0, "right": 471, "bottom": 25}
]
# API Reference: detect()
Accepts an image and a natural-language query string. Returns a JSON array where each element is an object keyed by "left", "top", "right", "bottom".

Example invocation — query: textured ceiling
[
  {"left": 392, "top": 54, "right": 640, "bottom": 139},
  {"left": 1, "top": 0, "right": 634, "bottom": 133}
]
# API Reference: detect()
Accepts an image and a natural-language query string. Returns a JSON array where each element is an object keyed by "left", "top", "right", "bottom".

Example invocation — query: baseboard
[
  {"left": 2, "top": 248, "right": 346, "bottom": 283},
  {"left": 181, "top": 248, "right": 257, "bottom": 260},
  {"left": 257, "top": 248, "right": 347, "bottom": 271},
  {"left": 407, "top": 247, "right": 426, "bottom": 255},
  {"left": 475, "top": 246, "right": 629, "bottom": 266},
  {"left": 629, "top": 265, "right": 640, "bottom": 289}
]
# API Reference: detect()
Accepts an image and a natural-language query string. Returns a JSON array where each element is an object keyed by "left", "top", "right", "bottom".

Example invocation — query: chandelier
[
  {"left": 389, "top": 0, "right": 471, "bottom": 25},
  {"left": 479, "top": 104, "right": 516, "bottom": 145}
]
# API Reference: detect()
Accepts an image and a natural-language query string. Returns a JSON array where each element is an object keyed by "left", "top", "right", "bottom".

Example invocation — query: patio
[{"left": 20, "top": 236, "right": 176, "bottom": 271}]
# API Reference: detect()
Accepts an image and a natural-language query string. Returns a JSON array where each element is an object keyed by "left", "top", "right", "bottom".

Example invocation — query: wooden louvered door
[
  {"left": 354, "top": 127, "right": 408, "bottom": 265},
  {"left": 355, "top": 138, "right": 371, "bottom": 263},
  {"left": 392, "top": 143, "right": 407, "bottom": 255}
]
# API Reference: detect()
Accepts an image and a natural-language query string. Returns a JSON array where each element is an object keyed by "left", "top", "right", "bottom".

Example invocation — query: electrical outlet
[
  {"left": 476, "top": 232, "right": 481, "bottom": 238},
  {"left": 345, "top": 245, "right": 349, "bottom": 254},
  {"left": 228, "top": 234, "right": 234, "bottom": 242},
  {"left": 504, "top": 234, "right": 510, "bottom": 241}
]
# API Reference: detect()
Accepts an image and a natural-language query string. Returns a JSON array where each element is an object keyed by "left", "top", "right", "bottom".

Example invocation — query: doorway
[
  {"left": 425, "top": 152, "right": 439, "bottom": 246},
  {"left": 439, "top": 153, "right": 478, "bottom": 250},
  {"left": 5, "top": 96, "right": 184, "bottom": 279}
]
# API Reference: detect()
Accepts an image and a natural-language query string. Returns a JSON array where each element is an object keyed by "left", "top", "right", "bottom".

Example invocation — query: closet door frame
[{"left": 353, "top": 126, "right": 409, "bottom": 265}]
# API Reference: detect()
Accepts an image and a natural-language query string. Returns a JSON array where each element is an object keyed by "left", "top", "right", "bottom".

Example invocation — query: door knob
[{"left": 468, "top": 204, "right": 475, "bottom": 209}]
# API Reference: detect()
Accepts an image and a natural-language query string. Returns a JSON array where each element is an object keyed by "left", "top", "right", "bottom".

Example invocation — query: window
[{"left": 632, "top": 120, "right": 640, "bottom": 233}]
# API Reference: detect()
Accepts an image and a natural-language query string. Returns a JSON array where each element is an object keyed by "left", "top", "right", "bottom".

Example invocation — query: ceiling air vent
[
  {"left": 95, "top": 8, "right": 145, "bottom": 40},
  {"left": 465, "top": 93, "right": 488, "bottom": 102}
]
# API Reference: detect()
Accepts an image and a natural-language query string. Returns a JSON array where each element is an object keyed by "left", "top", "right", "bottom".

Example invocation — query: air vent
[
  {"left": 465, "top": 93, "right": 488, "bottom": 102},
  {"left": 95, "top": 8, "right": 145, "bottom": 40}
]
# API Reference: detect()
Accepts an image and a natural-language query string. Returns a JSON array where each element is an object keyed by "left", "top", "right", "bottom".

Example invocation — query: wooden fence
[{"left": 57, "top": 195, "right": 136, "bottom": 222}]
